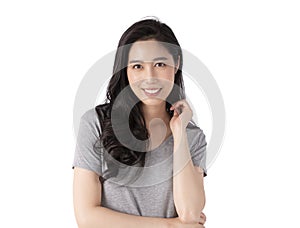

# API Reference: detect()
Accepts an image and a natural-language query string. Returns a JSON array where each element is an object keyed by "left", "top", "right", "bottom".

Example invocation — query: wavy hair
[{"left": 94, "top": 18, "right": 186, "bottom": 183}]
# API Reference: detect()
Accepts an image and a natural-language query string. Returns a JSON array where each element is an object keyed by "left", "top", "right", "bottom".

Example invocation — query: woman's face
[{"left": 127, "top": 39, "right": 179, "bottom": 106}]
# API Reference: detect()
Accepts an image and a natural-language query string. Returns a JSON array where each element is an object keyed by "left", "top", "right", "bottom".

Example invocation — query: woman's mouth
[{"left": 142, "top": 88, "right": 162, "bottom": 97}]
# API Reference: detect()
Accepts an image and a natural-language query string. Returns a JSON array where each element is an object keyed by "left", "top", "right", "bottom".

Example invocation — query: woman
[{"left": 72, "top": 18, "right": 207, "bottom": 228}]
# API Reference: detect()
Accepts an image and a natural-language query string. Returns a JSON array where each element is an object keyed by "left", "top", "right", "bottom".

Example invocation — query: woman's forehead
[{"left": 128, "top": 40, "right": 173, "bottom": 63}]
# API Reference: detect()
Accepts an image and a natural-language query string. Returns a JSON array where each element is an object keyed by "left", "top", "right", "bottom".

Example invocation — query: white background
[{"left": 0, "top": 0, "right": 299, "bottom": 227}]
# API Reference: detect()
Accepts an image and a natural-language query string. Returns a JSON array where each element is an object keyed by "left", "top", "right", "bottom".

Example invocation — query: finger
[
  {"left": 198, "top": 217, "right": 205, "bottom": 225},
  {"left": 176, "top": 105, "right": 184, "bottom": 115},
  {"left": 173, "top": 108, "right": 179, "bottom": 117},
  {"left": 171, "top": 103, "right": 183, "bottom": 110},
  {"left": 200, "top": 212, "right": 206, "bottom": 222},
  {"left": 170, "top": 106, "right": 182, "bottom": 115},
  {"left": 171, "top": 102, "right": 192, "bottom": 116},
  {"left": 171, "top": 101, "right": 187, "bottom": 110}
]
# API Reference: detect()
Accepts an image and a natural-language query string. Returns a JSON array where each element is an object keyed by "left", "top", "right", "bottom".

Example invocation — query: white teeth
[{"left": 144, "top": 89, "right": 160, "bottom": 94}]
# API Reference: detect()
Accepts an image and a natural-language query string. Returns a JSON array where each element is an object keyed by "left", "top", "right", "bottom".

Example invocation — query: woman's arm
[
  {"left": 172, "top": 130, "right": 206, "bottom": 224},
  {"left": 73, "top": 167, "right": 169, "bottom": 228},
  {"left": 170, "top": 100, "right": 206, "bottom": 224}
]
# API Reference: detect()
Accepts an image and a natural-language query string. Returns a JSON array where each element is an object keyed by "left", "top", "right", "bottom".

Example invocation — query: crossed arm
[
  {"left": 73, "top": 167, "right": 167, "bottom": 228},
  {"left": 73, "top": 166, "right": 206, "bottom": 228}
]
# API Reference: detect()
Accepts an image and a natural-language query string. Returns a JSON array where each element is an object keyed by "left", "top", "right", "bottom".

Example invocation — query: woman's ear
[{"left": 175, "top": 55, "right": 180, "bottom": 74}]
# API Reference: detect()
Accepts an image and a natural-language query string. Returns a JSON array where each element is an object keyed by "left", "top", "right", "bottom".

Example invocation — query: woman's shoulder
[
  {"left": 186, "top": 120, "right": 206, "bottom": 142},
  {"left": 187, "top": 120, "right": 204, "bottom": 134},
  {"left": 81, "top": 103, "right": 110, "bottom": 123},
  {"left": 79, "top": 105, "right": 108, "bottom": 136},
  {"left": 80, "top": 107, "right": 98, "bottom": 124}
]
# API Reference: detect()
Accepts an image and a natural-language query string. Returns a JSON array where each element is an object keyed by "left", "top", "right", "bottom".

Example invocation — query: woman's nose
[{"left": 144, "top": 64, "right": 156, "bottom": 78}]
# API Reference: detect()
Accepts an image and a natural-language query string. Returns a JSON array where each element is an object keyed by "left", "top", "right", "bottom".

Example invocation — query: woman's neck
[
  {"left": 142, "top": 102, "right": 170, "bottom": 125},
  {"left": 142, "top": 102, "right": 172, "bottom": 150}
]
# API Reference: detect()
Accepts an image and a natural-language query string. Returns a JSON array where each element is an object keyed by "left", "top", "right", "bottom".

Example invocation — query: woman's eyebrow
[
  {"left": 153, "top": 57, "right": 168, "bottom": 61},
  {"left": 129, "top": 57, "right": 168, "bottom": 64}
]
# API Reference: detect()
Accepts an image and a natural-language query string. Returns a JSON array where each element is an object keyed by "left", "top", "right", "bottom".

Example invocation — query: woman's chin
[{"left": 141, "top": 98, "right": 165, "bottom": 106}]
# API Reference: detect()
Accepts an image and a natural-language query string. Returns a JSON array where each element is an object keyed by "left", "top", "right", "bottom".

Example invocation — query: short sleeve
[
  {"left": 190, "top": 129, "right": 208, "bottom": 177},
  {"left": 72, "top": 108, "right": 103, "bottom": 176}
]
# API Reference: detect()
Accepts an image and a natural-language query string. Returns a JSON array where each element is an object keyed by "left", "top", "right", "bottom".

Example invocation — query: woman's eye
[
  {"left": 132, "top": 64, "right": 142, "bottom": 69},
  {"left": 155, "top": 62, "right": 166, "bottom": 67}
]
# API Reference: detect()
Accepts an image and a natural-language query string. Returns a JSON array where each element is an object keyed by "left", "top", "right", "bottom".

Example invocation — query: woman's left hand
[{"left": 170, "top": 99, "right": 193, "bottom": 135}]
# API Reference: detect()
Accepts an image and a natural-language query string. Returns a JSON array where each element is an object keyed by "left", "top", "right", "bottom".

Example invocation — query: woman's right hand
[{"left": 166, "top": 217, "right": 205, "bottom": 228}]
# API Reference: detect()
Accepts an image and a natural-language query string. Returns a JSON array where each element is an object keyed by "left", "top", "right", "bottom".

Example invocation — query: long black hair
[{"left": 94, "top": 18, "right": 186, "bottom": 183}]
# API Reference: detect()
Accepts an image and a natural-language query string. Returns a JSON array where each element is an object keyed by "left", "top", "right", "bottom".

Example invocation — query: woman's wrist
[{"left": 172, "top": 128, "right": 186, "bottom": 140}]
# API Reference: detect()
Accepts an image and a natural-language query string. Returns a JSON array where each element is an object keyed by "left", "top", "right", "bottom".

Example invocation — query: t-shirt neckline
[{"left": 148, "top": 134, "right": 173, "bottom": 153}]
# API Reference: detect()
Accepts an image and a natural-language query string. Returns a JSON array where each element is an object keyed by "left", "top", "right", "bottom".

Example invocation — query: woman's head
[
  {"left": 106, "top": 18, "right": 185, "bottom": 107},
  {"left": 127, "top": 39, "right": 179, "bottom": 106}
]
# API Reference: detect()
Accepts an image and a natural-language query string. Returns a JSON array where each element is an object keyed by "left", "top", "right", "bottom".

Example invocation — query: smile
[{"left": 142, "top": 88, "right": 162, "bottom": 96}]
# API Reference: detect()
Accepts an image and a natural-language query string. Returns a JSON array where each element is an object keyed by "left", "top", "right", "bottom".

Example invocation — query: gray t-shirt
[{"left": 72, "top": 108, "right": 207, "bottom": 218}]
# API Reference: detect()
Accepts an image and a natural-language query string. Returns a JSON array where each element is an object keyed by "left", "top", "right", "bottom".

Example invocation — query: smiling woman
[
  {"left": 127, "top": 40, "right": 178, "bottom": 109},
  {"left": 72, "top": 17, "right": 207, "bottom": 228}
]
